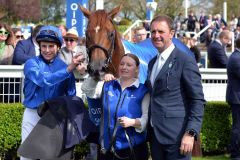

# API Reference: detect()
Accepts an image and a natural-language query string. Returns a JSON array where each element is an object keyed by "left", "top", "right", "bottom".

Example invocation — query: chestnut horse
[{"left": 79, "top": 5, "right": 124, "bottom": 80}]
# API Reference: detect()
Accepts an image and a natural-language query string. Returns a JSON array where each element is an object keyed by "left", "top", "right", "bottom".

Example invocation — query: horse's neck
[
  {"left": 109, "top": 33, "right": 124, "bottom": 77},
  {"left": 114, "top": 33, "right": 124, "bottom": 55}
]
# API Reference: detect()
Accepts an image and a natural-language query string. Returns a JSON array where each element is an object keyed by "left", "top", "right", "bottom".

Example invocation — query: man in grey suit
[
  {"left": 226, "top": 38, "right": 240, "bottom": 160},
  {"left": 146, "top": 15, "right": 205, "bottom": 160}
]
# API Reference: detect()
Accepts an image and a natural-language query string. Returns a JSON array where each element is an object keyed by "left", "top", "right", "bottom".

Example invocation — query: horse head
[{"left": 79, "top": 5, "right": 124, "bottom": 80}]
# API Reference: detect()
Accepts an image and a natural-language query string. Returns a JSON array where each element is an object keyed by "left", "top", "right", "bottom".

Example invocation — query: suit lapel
[{"left": 154, "top": 48, "right": 177, "bottom": 83}]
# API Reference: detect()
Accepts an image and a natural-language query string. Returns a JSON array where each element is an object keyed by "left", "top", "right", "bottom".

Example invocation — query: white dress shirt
[{"left": 150, "top": 43, "right": 175, "bottom": 86}]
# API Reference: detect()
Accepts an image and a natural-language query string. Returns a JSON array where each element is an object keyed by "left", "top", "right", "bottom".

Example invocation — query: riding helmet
[{"left": 36, "top": 25, "right": 63, "bottom": 47}]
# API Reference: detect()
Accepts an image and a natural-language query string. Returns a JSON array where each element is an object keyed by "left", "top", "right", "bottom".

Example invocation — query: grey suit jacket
[{"left": 146, "top": 47, "right": 205, "bottom": 144}]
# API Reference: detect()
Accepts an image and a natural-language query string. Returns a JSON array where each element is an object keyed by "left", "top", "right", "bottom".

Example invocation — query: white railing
[
  {"left": 200, "top": 68, "right": 227, "bottom": 101},
  {"left": 0, "top": 66, "right": 228, "bottom": 103}
]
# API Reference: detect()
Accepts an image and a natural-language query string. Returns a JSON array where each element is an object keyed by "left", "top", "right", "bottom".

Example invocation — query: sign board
[{"left": 66, "top": 0, "right": 88, "bottom": 37}]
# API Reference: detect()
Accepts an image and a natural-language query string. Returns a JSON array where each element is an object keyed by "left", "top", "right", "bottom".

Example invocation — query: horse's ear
[
  {"left": 79, "top": 4, "right": 91, "bottom": 18},
  {"left": 108, "top": 5, "right": 122, "bottom": 19}
]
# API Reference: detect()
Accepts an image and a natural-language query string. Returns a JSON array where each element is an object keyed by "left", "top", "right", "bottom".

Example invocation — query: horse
[
  {"left": 79, "top": 5, "right": 125, "bottom": 81},
  {"left": 79, "top": 5, "right": 194, "bottom": 82}
]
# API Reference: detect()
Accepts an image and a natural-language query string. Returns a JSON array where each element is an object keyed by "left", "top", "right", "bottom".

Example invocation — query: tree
[
  {"left": 0, "top": 0, "right": 41, "bottom": 24},
  {"left": 40, "top": 0, "right": 66, "bottom": 24}
]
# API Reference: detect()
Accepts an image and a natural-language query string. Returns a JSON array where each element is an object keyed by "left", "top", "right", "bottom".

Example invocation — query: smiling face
[
  {"left": 150, "top": 18, "right": 175, "bottom": 53},
  {"left": 40, "top": 41, "right": 59, "bottom": 61},
  {"left": 118, "top": 55, "right": 139, "bottom": 80}
]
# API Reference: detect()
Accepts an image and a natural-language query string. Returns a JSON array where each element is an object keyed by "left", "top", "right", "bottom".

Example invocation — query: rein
[{"left": 86, "top": 27, "right": 116, "bottom": 72}]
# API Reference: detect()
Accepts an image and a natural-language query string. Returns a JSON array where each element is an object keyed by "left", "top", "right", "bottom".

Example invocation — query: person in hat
[
  {"left": 59, "top": 28, "right": 87, "bottom": 78},
  {"left": 20, "top": 25, "right": 84, "bottom": 160}
]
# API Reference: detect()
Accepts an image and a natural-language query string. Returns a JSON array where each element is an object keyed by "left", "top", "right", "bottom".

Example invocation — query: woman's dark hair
[
  {"left": 121, "top": 53, "right": 140, "bottom": 67},
  {"left": 0, "top": 23, "right": 14, "bottom": 45}
]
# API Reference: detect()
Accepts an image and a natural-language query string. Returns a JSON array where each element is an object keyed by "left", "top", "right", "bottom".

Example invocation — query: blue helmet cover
[{"left": 36, "top": 25, "right": 63, "bottom": 47}]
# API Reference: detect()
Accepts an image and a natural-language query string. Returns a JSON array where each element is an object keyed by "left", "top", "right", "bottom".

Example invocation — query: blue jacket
[
  {"left": 12, "top": 37, "right": 36, "bottom": 65},
  {"left": 226, "top": 49, "right": 240, "bottom": 104},
  {"left": 102, "top": 80, "right": 148, "bottom": 150},
  {"left": 23, "top": 55, "right": 76, "bottom": 109},
  {"left": 207, "top": 40, "right": 228, "bottom": 68}
]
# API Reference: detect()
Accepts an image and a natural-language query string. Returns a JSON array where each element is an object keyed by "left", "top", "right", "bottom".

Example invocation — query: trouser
[
  {"left": 149, "top": 129, "right": 191, "bottom": 160},
  {"left": 229, "top": 104, "right": 240, "bottom": 159},
  {"left": 20, "top": 108, "right": 41, "bottom": 160}
]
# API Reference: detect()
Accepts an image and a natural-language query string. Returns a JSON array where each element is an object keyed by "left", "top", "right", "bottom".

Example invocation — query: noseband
[{"left": 86, "top": 30, "right": 115, "bottom": 72}]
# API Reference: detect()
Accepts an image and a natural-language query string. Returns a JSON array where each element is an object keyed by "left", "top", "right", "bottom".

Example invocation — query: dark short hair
[
  {"left": 32, "top": 25, "right": 43, "bottom": 38},
  {"left": 150, "top": 15, "right": 174, "bottom": 31},
  {"left": 121, "top": 53, "right": 140, "bottom": 67}
]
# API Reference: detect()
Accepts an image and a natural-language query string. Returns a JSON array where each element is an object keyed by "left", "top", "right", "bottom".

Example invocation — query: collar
[
  {"left": 117, "top": 78, "right": 140, "bottom": 88},
  {"left": 215, "top": 39, "right": 223, "bottom": 46},
  {"left": 159, "top": 43, "right": 175, "bottom": 61}
]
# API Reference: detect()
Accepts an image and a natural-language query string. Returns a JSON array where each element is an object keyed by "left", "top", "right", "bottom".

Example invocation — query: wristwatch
[{"left": 186, "top": 129, "right": 197, "bottom": 137}]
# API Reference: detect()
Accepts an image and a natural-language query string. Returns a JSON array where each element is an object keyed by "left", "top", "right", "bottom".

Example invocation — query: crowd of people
[{"left": 0, "top": 9, "right": 240, "bottom": 160}]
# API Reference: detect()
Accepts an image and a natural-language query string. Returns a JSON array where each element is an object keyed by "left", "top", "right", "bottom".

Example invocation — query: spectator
[
  {"left": 99, "top": 53, "right": 149, "bottom": 160},
  {"left": 12, "top": 25, "right": 43, "bottom": 65},
  {"left": 0, "top": 23, "right": 14, "bottom": 64},
  {"left": 146, "top": 15, "right": 205, "bottom": 160},
  {"left": 173, "top": 12, "right": 185, "bottom": 36},
  {"left": 143, "top": 20, "right": 151, "bottom": 38},
  {"left": 205, "top": 28, "right": 213, "bottom": 47},
  {"left": 20, "top": 25, "right": 84, "bottom": 160},
  {"left": 214, "top": 14, "right": 228, "bottom": 31},
  {"left": 58, "top": 24, "right": 67, "bottom": 37},
  {"left": 181, "top": 33, "right": 202, "bottom": 67},
  {"left": 198, "top": 11, "right": 208, "bottom": 43},
  {"left": 58, "top": 24, "right": 67, "bottom": 47},
  {"left": 207, "top": 30, "right": 232, "bottom": 68},
  {"left": 133, "top": 26, "right": 147, "bottom": 43},
  {"left": 59, "top": 28, "right": 87, "bottom": 78},
  {"left": 12, "top": 27, "right": 24, "bottom": 47},
  {"left": 186, "top": 10, "right": 198, "bottom": 33},
  {"left": 226, "top": 38, "right": 240, "bottom": 160},
  {"left": 0, "top": 23, "right": 15, "bottom": 103}
]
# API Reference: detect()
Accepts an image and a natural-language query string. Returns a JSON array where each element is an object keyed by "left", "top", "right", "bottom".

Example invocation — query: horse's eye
[{"left": 109, "top": 32, "right": 115, "bottom": 39}]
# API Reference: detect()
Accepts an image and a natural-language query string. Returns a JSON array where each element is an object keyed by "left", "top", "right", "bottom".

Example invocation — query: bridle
[{"left": 85, "top": 22, "right": 116, "bottom": 73}]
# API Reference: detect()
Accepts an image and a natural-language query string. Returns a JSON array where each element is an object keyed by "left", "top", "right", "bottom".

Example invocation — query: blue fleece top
[{"left": 102, "top": 80, "right": 148, "bottom": 150}]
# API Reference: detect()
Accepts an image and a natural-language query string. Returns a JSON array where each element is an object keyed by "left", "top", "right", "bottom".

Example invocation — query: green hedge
[
  {"left": 201, "top": 101, "right": 232, "bottom": 153},
  {"left": 0, "top": 102, "right": 232, "bottom": 158},
  {"left": 0, "top": 103, "right": 24, "bottom": 158}
]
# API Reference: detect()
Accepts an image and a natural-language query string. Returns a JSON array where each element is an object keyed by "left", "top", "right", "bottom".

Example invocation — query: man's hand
[
  {"left": 67, "top": 54, "right": 85, "bottom": 72},
  {"left": 180, "top": 132, "right": 195, "bottom": 155}
]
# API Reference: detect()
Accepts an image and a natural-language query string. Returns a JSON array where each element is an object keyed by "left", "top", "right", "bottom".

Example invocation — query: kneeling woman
[{"left": 100, "top": 53, "right": 150, "bottom": 160}]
